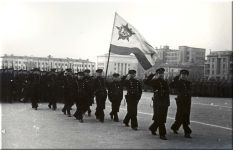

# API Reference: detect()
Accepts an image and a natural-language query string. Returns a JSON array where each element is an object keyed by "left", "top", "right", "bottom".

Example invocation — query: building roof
[{"left": 1, "top": 54, "right": 94, "bottom": 63}]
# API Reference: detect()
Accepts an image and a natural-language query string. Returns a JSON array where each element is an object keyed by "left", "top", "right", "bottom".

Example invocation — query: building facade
[
  {"left": 1, "top": 54, "right": 96, "bottom": 74},
  {"left": 156, "top": 45, "right": 205, "bottom": 65},
  {"left": 204, "top": 51, "right": 233, "bottom": 80},
  {"left": 142, "top": 45, "right": 206, "bottom": 79},
  {"left": 179, "top": 46, "right": 206, "bottom": 65},
  {"left": 97, "top": 53, "right": 138, "bottom": 76}
]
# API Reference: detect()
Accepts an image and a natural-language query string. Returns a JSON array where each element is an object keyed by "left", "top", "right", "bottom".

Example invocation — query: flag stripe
[{"left": 110, "top": 44, "right": 152, "bottom": 70}]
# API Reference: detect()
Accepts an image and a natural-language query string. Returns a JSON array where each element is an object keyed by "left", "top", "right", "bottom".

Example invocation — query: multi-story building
[
  {"left": 179, "top": 46, "right": 206, "bottom": 65},
  {"left": 204, "top": 51, "right": 233, "bottom": 80},
  {"left": 1, "top": 54, "right": 96, "bottom": 74},
  {"left": 156, "top": 45, "right": 205, "bottom": 65},
  {"left": 156, "top": 46, "right": 180, "bottom": 64},
  {"left": 97, "top": 53, "right": 138, "bottom": 76},
  {"left": 144, "top": 46, "right": 206, "bottom": 80}
]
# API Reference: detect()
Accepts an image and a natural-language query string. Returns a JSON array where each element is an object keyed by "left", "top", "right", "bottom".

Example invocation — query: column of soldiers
[{"left": 1, "top": 67, "right": 232, "bottom": 140}]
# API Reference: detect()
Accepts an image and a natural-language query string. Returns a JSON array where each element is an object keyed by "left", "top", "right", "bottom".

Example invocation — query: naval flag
[{"left": 110, "top": 13, "right": 158, "bottom": 70}]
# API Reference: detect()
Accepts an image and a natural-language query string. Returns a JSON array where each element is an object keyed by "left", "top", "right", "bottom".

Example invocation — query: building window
[{"left": 223, "top": 58, "right": 226, "bottom": 62}]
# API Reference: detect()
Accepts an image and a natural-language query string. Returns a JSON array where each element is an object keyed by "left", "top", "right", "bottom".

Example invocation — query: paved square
[{"left": 1, "top": 93, "right": 232, "bottom": 149}]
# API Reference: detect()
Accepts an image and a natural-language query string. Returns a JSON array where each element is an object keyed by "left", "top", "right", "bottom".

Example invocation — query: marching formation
[{"left": 0, "top": 67, "right": 192, "bottom": 140}]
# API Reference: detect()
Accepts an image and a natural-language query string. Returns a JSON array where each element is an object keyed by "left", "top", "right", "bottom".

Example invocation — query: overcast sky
[{"left": 0, "top": 0, "right": 232, "bottom": 62}]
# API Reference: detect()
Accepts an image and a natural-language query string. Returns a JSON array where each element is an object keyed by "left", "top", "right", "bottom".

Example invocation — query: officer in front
[
  {"left": 122, "top": 70, "right": 142, "bottom": 131},
  {"left": 170, "top": 69, "right": 192, "bottom": 138},
  {"left": 144, "top": 68, "right": 170, "bottom": 140}
]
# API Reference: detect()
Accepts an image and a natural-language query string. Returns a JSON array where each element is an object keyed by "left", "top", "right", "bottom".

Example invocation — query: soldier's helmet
[
  {"left": 156, "top": 68, "right": 165, "bottom": 74},
  {"left": 32, "top": 68, "right": 40, "bottom": 72},
  {"left": 128, "top": 70, "right": 136, "bottom": 75},
  {"left": 112, "top": 73, "right": 120, "bottom": 77},
  {"left": 77, "top": 71, "right": 84, "bottom": 76},
  {"left": 96, "top": 69, "right": 103, "bottom": 73},
  {"left": 50, "top": 68, "right": 56, "bottom": 72},
  {"left": 180, "top": 69, "right": 189, "bottom": 75},
  {"left": 84, "top": 69, "right": 90, "bottom": 73},
  {"left": 65, "top": 68, "right": 72, "bottom": 72}
]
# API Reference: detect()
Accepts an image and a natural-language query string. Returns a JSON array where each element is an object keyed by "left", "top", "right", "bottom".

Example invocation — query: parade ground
[{"left": 1, "top": 92, "right": 232, "bottom": 149}]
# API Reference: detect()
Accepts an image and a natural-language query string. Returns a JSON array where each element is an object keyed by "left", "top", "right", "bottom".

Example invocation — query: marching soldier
[
  {"left": 73, "top": 72, "right": 92, "bottom": 122},
  {"left": 107, "top": 73, "right": 123, "bottom": 122},
  {"left": 62, "top": 68, "right": 75, "bottom": 117},
  {"left": 144, "top": 68, "right": 170, "bottom": 140},
  {"left": 170, "top": 69, "right": 192, "bottom": 138},
  {"left": 47, "top": 68, "right": 58, "bottom": 110},
  {"left": 56, "top": 71, "right": 65, "bottom": 102},
  {"left": 122, "top": 70, "right": 142, "bottom": 130},
  {"left": 30, "top": 68, "right": 41, "bottom": 110},
  {"left": 93, "top": 69, "right": 107, "bottom": 122},
  {"left": 83, "top": 69, "right": 94, "bottom": 116}
]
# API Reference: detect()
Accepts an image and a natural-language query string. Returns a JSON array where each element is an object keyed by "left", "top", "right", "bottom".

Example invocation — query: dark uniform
[
  {"left": 30, "top": 68, "right": 41, "bottom": 110},
  {"left": 73, "top": 72, "right": 92, "bottom": 122},
  {"left": 83, "top": 69, "right": 94, "bottom": 116},
  {"left": 93, "top": 69, "right": 107, "bottom": 122},
  {"left": 47, "top": 69, "right": 58, "bottom": 110},
  {"left": 144, "top": 68, "right": 170, "bottom": 140},
  {"left": 56, "top": 71, "right": 65, "bottom": 102},
  {"left": 62, "top": 69, "right": 75, "bottom": 117},
  {"left": 122, "top": 70, "right": 142, "bottom": 130},
  {"left": 21, "top": 70, "right": 30, "bottom": 103},
  {"left": 170, "top": 70, "right": 192, "bottom": 138},
  {"left": 107, "top": 73, "right": 123, "bottom": 122}
]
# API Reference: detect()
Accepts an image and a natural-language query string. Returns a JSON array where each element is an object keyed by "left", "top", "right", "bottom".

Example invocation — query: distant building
[
  {"left": 204, "top": 51, "right": 233, "bottom": 80},
  {"left": 142, "top": 46, "right": 206, "bottom": 79},
  {"left": 156, "top": 45, "right": 205, "bottom": 65},
  {"left": 1, "top": 54, "right": 96, "bottom": 74},
  {"left": 156, "top": 45, "right": 180, "bottom": 64},
  {"left": 97, "top": 53, "right": 138, "bottom": 76},
  {"left": 179, "top": 46, "right": 206, "bottom": 65}
]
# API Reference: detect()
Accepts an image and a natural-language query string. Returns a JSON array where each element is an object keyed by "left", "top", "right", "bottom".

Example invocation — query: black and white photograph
[{"left": 0, "top": 0, "right": 232, "bottom": 149}]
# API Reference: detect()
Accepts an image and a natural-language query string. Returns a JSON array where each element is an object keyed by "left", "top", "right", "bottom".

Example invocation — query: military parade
[
  {"left": 1, "top": 65, "right": 232, "bottom": 142},
  {"left": 1, "top": 0, "right": 232, "bottom": 149}
]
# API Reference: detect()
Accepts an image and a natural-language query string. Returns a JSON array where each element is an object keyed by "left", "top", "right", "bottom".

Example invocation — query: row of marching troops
[{"left": 0, "top": 67, "right": 193, "bottom": 140}]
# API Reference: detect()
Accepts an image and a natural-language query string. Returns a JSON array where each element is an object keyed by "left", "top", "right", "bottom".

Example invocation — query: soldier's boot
[
  {"left": 99, "top": 111, "right": 104, "bottom": 123},
  {"left": 62, "top": 108, "right": 66, "bottom": 115},
  {"left": 171, "top": 124, "right": 178, "bottom": 134},
  {"left": 184, "top": 133, "right": 192, "bottom": 138},
  {"left": 123, "top": 120, "right": 129, "bottom": 127},
  {"left": 95, "top": 111, "right": 99, "bottom": 120},
  {"left": 67, "top": 109, "right": 71, "bottom": 117},
  {"left": 87, "top": 107, "right": 91, "bottom": 117},
  {"left": 160, "top": 135, "right": 168, "bottom": 140},
  {"left": 52, "top": 103, "right": 57, "bottom": 110},
  {"left": 109, "top": 112, "right": 113, "bottom": 120},
  {"left": 48, "top": 103, "right": 51, "bottom": 109},
  {"left": 113, "top": 113, "right": 119, "bottom": 122},
  {"left": 132, "top": 127, "right": 138, "bottom": 131},
  {"left": 79, "top": 114, "right": 84, "bottom": 123},
  {"left": 149, "top": 126, "right": 157, "bottom": 135}
]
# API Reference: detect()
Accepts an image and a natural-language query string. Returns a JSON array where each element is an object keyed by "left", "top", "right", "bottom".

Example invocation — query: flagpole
[{"left": 105, "top": 12, "right": 117, "bottom": 79}]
